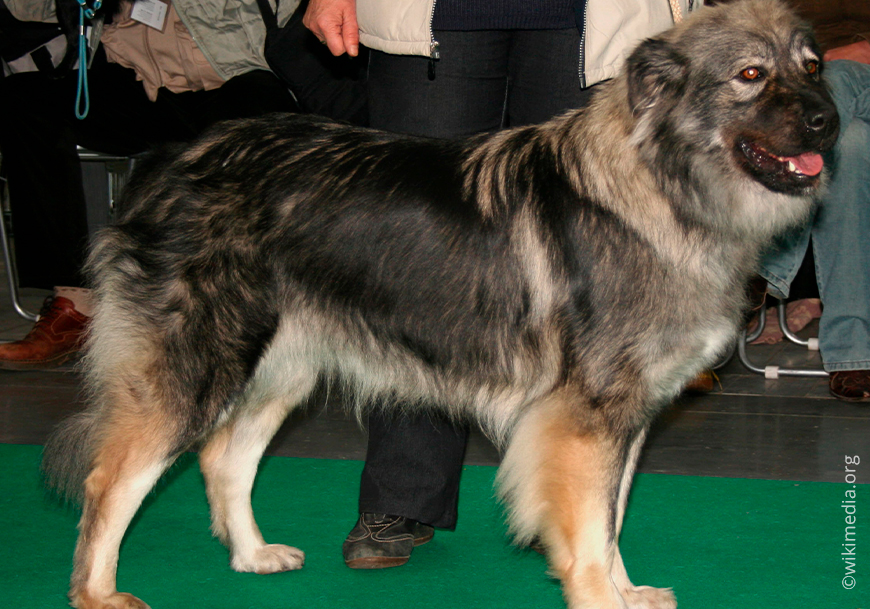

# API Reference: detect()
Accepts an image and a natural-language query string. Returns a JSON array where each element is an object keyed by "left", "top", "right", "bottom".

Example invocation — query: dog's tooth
[{"left": 787, "top": 160, "right": 797, "bottom": 173}]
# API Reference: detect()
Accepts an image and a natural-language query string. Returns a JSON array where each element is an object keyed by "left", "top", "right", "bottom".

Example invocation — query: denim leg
[
  {"left": 813, "top": 61, "right": 870, "bottom": 371},
  {"left": 810, "top": 62, "right": 870, "bottom": 370},
  {"left": 760, "top": 60, "right": 870, "bottom": 371},
  {"left": 757, "top": 221, "right": 812, "bottom": 300},
  {"left": 813, "top": 118, "right": 870, "bottom": 370}
]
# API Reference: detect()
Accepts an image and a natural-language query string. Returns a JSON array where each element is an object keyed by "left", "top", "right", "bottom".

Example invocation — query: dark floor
[{"left": 0, "top": 268, "right": 867, "bottom": 485}]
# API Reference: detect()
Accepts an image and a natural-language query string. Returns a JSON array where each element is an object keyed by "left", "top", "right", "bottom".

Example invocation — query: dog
[{"left": 42, "top": 1, "right": 839, "bottom": 607}]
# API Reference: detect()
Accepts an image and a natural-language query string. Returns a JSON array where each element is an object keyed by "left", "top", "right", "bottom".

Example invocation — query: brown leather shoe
[
  {"left": 342, "top": 513, "right": 434, "bottom": 569},
  {"left": 746, "top": 275, "right": 769, "bottom": 312},
  {"left": 829, "top": 370, "right": 870, "bottom": 403},
  {"left": 0, "top": 296, "right": 90, "bottom": 370},
  {"left": 683, "top": 369, "right": 715, "bottom": 393}
]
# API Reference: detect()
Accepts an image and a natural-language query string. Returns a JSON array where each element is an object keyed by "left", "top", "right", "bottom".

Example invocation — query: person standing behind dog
[
  {"left": 304, "top": 0, "right": 705, "bottom": 568},
  {"left": 757, "top": 0, "right": 870, "bottom": 401},
  {"left": 0, "top": 0, "right": 299, "bottom": 370}
]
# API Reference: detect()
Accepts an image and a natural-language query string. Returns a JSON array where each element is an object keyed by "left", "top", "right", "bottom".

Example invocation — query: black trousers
[
  {"left": 358, "top": 28, "right": 595, "bottom": 530},
  {"left": 0, "top": 48, "right": 297, "bottom": 290}
]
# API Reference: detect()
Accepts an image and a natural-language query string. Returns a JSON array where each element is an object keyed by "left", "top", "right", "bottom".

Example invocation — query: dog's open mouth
[{"left": 738, "top": 140, "right": 824, "bottom": 192}]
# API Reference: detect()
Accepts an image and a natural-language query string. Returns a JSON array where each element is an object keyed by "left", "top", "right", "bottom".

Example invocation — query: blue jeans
[{"left": 759, "top": 60, "right": 870, "bottom": 372}]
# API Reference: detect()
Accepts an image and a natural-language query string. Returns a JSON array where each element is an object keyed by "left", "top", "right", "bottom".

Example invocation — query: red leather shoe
[
  {"left": 0, "top": 296, "right": 90, "bottom": 370},
  {"left": 829, "top": 370, "right": 870, "bottom": 403}
]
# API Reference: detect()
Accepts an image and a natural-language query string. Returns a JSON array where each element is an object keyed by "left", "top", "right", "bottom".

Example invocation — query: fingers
[
  {"left": 302, "top": 0, "right": 359, "bottom": 57},
  {"left": 341, "top": 6, "right": 360, "bottom": 57}
]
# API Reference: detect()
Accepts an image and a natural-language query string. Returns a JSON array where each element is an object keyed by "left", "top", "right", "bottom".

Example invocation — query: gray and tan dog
[{"left": 43, "top": 1, "right": 838, "bottom": 607}]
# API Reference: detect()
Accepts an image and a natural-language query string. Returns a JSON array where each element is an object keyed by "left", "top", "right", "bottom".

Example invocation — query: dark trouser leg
[
  {"left": 0, "top": 72, "right": 90, "bottom": 290},
  {"left": 506, "top": 28, "right": 594, "bottom": 126},
  {"left": 362, "top": 31, "right": 513, "bottom": 528},
  {"left": 368, "top": 30, "right": 511, "bottom": 138},
  {"left": 0, "top": 51, "right": 176, "bottom": 289},
  {"left": 359, "top": 411, "right": 469, "bottom": 529},
  {"left": 360, "top": 28, "right": 594, "bottom": 529}
]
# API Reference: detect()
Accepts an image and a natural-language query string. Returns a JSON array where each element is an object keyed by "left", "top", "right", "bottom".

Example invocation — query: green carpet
[{"left": 0, "top": 443, "right": 864, "bottom": 609}]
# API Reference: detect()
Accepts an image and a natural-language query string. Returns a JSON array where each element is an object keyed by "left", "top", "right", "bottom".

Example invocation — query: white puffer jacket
[{"left": 356, "top": 0, "right": 707, "bottom": 87}]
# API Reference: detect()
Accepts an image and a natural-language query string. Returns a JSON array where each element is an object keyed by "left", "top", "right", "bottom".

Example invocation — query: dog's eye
[
  {"left": 740, "top": 67, "right": 764, "bottom": 81},
  {"left": 805, "top": 60, "right": 819, "bottom": 75}
]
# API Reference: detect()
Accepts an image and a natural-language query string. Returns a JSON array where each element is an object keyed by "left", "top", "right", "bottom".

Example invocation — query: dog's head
[{"left": 624, "top": 0, "right": 839, "bottom": 230}]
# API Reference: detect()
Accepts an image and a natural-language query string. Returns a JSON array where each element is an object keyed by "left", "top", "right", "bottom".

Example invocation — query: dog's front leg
[
  {"left": 609, "top": 429, "right": 677, "bottom": 609},
  {"left": 539, "top": 431, "right": 629, "bottom": 609},
  {"left": 499, "top": 396, "right": 631, "bottom": 609}
]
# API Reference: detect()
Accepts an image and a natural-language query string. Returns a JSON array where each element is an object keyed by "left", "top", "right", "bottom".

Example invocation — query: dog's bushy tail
[{"left": 42, "top": 409, "right": 102, "bottom": 504}]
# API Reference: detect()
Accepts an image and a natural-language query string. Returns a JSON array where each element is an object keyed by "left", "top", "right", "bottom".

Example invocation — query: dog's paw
[
  {"left": 232, "top": 543, "right": 305, "bottom": 574},
  {"left": 70, "top": 591, "right": 151, "bottom": 609},
  {"left": 622, "top": 586, "right": 677, "bottom": 609}
]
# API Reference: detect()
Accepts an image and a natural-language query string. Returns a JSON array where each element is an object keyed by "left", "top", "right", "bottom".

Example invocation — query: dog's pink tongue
[{"left": 787, "top": 152, "right": 824, "bottom": 176}]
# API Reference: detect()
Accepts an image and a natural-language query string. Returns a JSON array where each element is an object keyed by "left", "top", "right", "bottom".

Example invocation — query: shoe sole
[
  {"left": 413, "top": 531, "right": 434, "bottom": 546},
  {"left": 345, "top": 555, "right": 411, "bottom": 569},
  {"left": 829, "top": 389, "right": 870, "bottom": 403},
  {"left": 0, "top": 351, "right": 78, "bottom": 371},
  {"left": 344, "top": 531, "right": 434, "bottom": 570}
]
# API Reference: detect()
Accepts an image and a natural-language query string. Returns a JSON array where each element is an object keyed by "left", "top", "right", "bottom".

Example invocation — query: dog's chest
[{"left": 646, "top": 316, "right": 737, "bottom": 402}]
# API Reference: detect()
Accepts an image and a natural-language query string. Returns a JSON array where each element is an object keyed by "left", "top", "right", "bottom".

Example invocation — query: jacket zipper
[
  {"left": 577, "top": 0, "right": 588, "bottom": 88},
  {"left": 428, "top": 0, "right": 440, "bottom": 59},
  {"left": 427, "top": 0, "right": 439, "bottom": 79}
]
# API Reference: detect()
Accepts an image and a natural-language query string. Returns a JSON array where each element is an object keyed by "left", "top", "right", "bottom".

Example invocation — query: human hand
[
  {"left": 302, "top": 0, "right": 359, "bottom": 57},
  {"left": 824, "top": 40, "right": 870, "bottom": 65}
]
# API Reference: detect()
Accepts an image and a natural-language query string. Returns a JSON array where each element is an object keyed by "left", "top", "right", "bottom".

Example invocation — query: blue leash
[{"left": 75, "top": 0, "right": 102, "bottom": 120}]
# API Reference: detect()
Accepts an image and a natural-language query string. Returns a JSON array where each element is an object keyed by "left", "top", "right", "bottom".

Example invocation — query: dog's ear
[{"left": 626, "top": 37, "right": 688, "bottom": 116}]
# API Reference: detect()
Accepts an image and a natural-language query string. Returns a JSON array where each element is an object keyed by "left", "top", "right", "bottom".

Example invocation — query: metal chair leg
[
  {"left": 737, "top": 299, "right": 828, "bottom": 379},
  {"left": 0, "top": 148, "right": 133, "bottom": 322},
  {"left": 0, "top": 204, "right": 38, "bottom": 321}
]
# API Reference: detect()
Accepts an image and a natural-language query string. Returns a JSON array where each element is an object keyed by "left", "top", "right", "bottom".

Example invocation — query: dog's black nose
[
  {"left": 805, "top": 93, "right": 838, "bottom": 127},
  {"left": 805, "top": 105, "right": 837, "bottom": 134},
  {"left": 805, "top": 110, "right": 827, "bottom": 131},
  {"left": 801, "top": 91, "right": 840, "bottom": 149}
]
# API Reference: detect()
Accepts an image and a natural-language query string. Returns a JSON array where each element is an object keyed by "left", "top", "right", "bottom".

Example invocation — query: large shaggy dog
[{"left": 43, "top": 1, "right": 839, "bottom": 607}]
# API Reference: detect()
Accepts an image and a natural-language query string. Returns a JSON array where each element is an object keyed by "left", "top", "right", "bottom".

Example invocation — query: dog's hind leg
[
  {"left": 68, "top": 397, "right": 181, "bottom": 609},
  {"left": 609, "top": 429, "right": 677, "bottom": 609},
  {"left": 198, "top": 372, "right": 316, "bottom": 574},
  {"left": 499, "top": 393, "right": 642, "bottom": 609}
]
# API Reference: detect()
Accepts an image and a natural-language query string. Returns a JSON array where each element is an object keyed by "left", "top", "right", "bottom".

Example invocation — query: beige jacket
[
  {"left": 356, "top": 0, "right": 705, "bottom": 87},
  {"left": 4, "top": 0, "right": 57, "bottom": 22},
  {"left": 171, "top": 0, "right": 300, "bottom": 80},
  {"left": 5, "top": 0, "right": 301, "bottom": 81},
  {"left": 357, "top": 0, "right": 438, "bottom": 58},
  {"left": 101, "top": 3, "right": 227, "bottom": 101}
]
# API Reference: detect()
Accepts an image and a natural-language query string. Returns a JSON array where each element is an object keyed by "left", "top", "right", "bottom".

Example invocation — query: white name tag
[{"left": 131, "top": 0, "right": 168, "bottom": 31}]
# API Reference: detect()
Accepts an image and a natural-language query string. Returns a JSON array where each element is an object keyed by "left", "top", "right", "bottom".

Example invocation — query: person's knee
[
  {"left": 833, "top": 116, "right": 870, "bottom": 168},
  {"left": 824, "top": 60, "right": 870, "bottom": 121}
]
